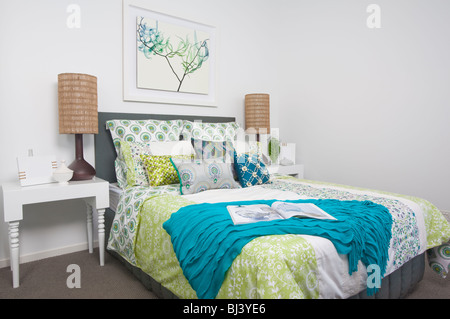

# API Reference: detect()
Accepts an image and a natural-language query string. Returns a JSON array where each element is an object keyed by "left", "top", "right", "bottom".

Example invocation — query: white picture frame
[
  {"left": 123, "top": 0, "right": 218, "bottom": 107},
  {"left": 17, "top": 155, "right": 57, "bottom": 186}
]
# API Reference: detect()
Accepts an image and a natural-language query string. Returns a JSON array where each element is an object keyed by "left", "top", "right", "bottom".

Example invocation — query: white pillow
[
  {"left": 148, "top": 141, "right": 195, "bottom": 156},
  {"left": 234, "top": 140, "right": 261, "bottom": 156}
]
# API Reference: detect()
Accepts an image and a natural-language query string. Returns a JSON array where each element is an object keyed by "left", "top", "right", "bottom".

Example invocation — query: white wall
[
  {"left": 277, "top": 0, "right": 450, "bottom": 211},
  {"left": 0, "top": 0, "right": 281, "bottom": 263},
  {"left": 1, "top": 0, "right": 449, "bottom": 265}
]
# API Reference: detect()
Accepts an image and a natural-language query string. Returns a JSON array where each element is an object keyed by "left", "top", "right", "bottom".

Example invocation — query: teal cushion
[{"left": 234, "top": 153, "right": 270, "bottom": 187}]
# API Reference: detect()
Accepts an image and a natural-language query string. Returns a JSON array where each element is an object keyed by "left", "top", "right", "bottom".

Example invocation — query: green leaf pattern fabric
[
  {"left": 133, "top": 194, "right": 319, "bottom": 299},
  {"left": 107, "top": 185, "right": 180, "bottom": 265},
  {"left": 181, "top": 121, "right": 240, "bottom": 142},
  {"left": 120, "top": 141, "right": 153, "bottom": 187}
]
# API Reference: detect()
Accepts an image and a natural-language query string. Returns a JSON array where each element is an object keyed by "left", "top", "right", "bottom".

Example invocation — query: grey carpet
[
  {"left": 0, "top": 248, "right": 448, "bottom": 299},
  {"left": 0, "top": 249, "right": 157, "bottom": 299},
  {"left": 404, "top": 258, "right": 450, "bottom": 299}
]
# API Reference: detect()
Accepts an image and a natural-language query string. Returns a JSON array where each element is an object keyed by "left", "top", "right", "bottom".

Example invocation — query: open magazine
[{"left": 227, "top": 201, "right": 336, "bottom": 225}]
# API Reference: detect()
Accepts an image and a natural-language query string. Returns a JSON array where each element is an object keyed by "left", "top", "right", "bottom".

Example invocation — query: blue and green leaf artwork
[{"left": 136, "top": 16, "right": 210, "bottom": 94}]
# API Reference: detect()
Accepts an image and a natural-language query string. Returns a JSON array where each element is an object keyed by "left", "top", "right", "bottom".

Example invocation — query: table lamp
[
  {"left": 58, "top": 73, "right": 98, "bottom": 181},
  {"left": 245, "top": 93, "right": 270, "bottom": 141}
]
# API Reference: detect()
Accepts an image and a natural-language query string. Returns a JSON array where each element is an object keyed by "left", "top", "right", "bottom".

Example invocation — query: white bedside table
[
  {"left": 1, "top": 177, "right": 109, "bottom": 288},
  {"left": 267, "top": 164, "right": 304, "bottom": 178}
]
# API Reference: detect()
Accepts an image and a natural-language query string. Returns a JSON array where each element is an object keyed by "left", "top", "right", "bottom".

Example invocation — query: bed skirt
[
  {"left": 104, "top": 208, "right": 424, "bottom": 299},
  {"left": 348, "top": 252, "right": 424, "bottom": 299}
]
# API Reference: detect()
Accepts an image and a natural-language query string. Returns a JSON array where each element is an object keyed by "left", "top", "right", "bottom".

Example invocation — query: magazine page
[
  {"left": 271, "top": 202, "right": 336, "bottom": 220},
  {"left": 227, "top": 204, "right": 282, "bottom": 225}
]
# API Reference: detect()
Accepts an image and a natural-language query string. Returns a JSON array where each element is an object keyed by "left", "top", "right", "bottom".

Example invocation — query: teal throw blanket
[{"left": 163, "top": 199, "right": 392, "bottom": 299}]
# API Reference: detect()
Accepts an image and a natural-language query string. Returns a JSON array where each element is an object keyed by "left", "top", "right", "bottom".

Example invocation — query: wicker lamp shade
[
  {"left": 58, "top": 73, "right": 98, "bottom": 134},
  {"left": 245, "top": 93, "right": 270, "bottom": 134},
  {"left": 57, "top": 73, "right": 98, "bottom": 181}
]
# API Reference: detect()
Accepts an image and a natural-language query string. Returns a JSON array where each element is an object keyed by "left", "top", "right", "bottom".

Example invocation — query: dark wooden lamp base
[{"left": 69, "top": 134, "right": 96, "bottom": 181}]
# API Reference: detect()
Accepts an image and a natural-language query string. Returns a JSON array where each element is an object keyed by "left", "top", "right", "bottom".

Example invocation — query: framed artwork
[{"left": 123, "top": 0, "right": 217, "bottom": 107}]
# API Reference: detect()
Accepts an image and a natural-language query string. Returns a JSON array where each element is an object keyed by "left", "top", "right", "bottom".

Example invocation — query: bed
[{"left": 95, "top": 112, "right": 450, "bottom": 299}]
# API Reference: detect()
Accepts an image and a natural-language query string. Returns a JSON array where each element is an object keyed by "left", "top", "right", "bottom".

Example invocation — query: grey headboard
[{"left": 94, "top": 112, "right": 236, "bottom": 183}]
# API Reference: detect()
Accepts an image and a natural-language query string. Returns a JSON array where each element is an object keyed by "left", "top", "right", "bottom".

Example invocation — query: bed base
[
  {"left": 349, "top": 252, "right": 424, "bottom": 299},
  {"left": 104, "top": 208, "right": 178, "bottom": 298},
  {"left": 105, "top": 207, "right": 424, "bottom": 299}
]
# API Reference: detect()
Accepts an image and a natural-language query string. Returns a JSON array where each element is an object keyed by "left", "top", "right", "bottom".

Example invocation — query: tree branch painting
[{"left": 136, "top": 16, "right": 210, "bottom": 94}]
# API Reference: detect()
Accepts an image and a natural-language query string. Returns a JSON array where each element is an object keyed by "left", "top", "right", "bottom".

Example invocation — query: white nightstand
[
  {"left": 1, "top": 177, "right": 109, "bottom": 288},
  {"left": 267, "top": 164, "right": 304, "bottom": 179}
]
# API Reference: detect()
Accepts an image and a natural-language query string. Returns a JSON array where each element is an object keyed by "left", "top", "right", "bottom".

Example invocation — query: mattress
[
  {"left": 105, "top": 176, "right": 450, "bottom": 299},
  {"left": 109, "top": 183, "right": 122, "bottom": 213}
]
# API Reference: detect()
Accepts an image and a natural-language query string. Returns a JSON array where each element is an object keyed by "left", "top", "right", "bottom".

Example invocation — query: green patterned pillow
[
  {"left": 181, "top": 121, "right": 240, "bottom": 142},
  {"left": 141, "top": 154, "right": 192, "bottom": 187},
  {"left": 107, "top": 119, "right": 183, "bottom": 154},
  {"left": 114, "top": 157, "right": 128, "bottom": 188},
  {"left": 121, "top": 141, "right": 152, "bottom": 187},
  {"left": 106, "top": 119, "right": 183, "bottom": 187}
]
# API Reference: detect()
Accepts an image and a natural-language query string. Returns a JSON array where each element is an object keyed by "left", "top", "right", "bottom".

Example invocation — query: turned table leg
[
  {"left": 86, "top": 203, "right": 94, "bottom": 254},
  {"left": 9, "top": 221, "right": 20, "bottom": 288},
  {"left": 97, "top": 209, "right": 105, "bottom": 266}
]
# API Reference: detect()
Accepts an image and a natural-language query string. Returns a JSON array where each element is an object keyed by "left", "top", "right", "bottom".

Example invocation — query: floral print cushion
[{"left": 171, "top": 158, "right": 240, "bottom": 195}]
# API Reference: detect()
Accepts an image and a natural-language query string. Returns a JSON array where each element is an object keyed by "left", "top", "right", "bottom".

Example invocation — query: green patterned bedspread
[
  {"left": 107, "top": 177, "right": 450, "bottom": 299},
  {"left": 131, "top": 194, "right": 318, "bottom": 298}
]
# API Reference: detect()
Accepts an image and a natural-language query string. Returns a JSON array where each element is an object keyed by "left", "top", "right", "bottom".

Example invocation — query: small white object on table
[{"left": 267, "top": 164, "right": 304, "bottom": 179}]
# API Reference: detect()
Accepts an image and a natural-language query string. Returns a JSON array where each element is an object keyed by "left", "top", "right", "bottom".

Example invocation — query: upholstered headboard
[{"left": 94, "top": 112, "right": 236, "bottom": 183}]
